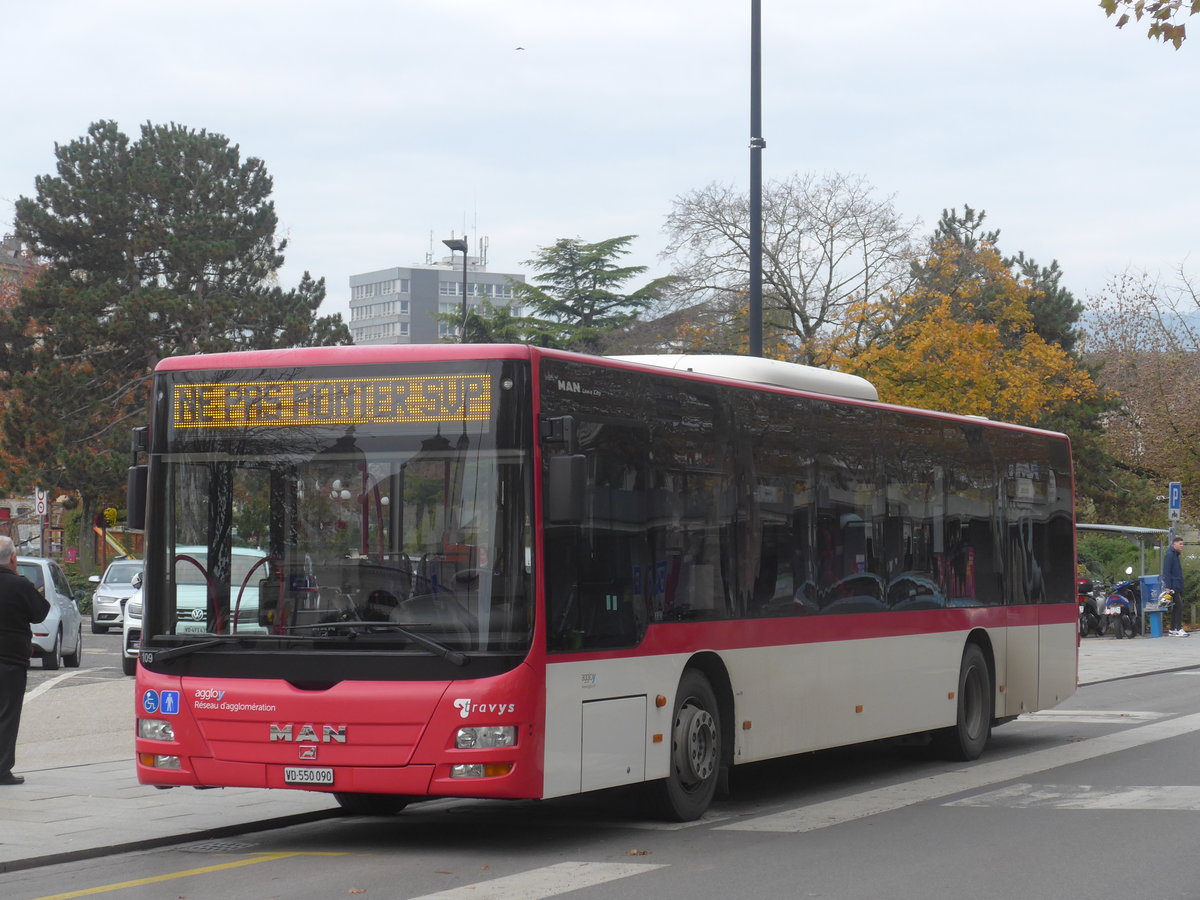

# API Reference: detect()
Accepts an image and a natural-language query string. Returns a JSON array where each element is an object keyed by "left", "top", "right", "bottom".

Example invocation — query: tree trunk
[{"left": 78, "top": 494, "right": 99, "bottom": 574}]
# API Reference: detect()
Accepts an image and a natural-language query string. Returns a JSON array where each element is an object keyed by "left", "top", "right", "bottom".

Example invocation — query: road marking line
[
  {"left": 1016, "top": 709, "right": 1164, "bottom": 725},
  {"left": 719, "top": 710, "right": 1200, "bottom": 833},
  {"left": 24, "top": 671, "right": 82, "bottom": 702},
  {"left": 30, "top": 852, "right": 348, "bottom": 900},
  {"left": 625, "top": 812, "right": 730, "bottom": 830},
  {"left": 946, "top": 783, "right": 1200, "bottom": 810},
  {"left": 408, "top": 861, "right": 668, "bottom": 899}
]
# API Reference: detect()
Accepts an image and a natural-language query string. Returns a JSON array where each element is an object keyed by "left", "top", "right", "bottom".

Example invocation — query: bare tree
[
  {"left": 1083, "top": 267, "right": 1200, "bottom": 500},
  {"left": 661, "top": 172, "right": 919, "bottom": 365}
]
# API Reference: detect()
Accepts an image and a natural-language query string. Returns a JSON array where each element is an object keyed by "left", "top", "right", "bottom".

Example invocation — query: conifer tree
[{"left": 0, "top": 120, "right": 349, "bottom": 568}]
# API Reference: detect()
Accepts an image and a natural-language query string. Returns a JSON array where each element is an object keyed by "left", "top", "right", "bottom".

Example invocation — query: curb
[{"left": 0, "top": 808, "right": 341, "bottom": 875}]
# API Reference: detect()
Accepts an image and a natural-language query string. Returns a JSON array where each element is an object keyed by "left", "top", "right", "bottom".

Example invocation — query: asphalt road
[
  {"left": 21, "top": 626, "right": 133, "bottom": 768},
  {"left": 8, "top": 660, "right": 1200, "bottom": 900}
]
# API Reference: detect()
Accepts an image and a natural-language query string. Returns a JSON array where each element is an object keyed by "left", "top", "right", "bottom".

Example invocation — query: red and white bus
[{"left": 128, "top": 344, "right": 1077, "bottom": 820}]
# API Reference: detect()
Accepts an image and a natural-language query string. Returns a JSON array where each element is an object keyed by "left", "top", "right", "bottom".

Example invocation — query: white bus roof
[{"left": 608, "top": 355, "right": 879, "bottom": 402}]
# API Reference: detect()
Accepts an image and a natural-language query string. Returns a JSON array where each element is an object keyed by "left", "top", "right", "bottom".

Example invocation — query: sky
[{"left": 3, "top": 1, "right": 1198, "bottom": 324}]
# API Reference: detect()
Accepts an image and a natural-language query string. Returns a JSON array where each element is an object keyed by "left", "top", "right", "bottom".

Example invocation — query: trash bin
[{"left": 1141, "top": 575, "right": 1164, "bottom": 638}]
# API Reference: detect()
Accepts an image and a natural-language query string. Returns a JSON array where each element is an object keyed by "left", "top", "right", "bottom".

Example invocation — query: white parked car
[
  {"left": 122, "top": 583, "right": 142, "bottom": 676},
  {"left": 87, "top": 558, "right": 142, "bottom": 633},
  {"left": 16, "top": 556, "right": 84, "bottom": 670},
  {"left": 121, "top": 545, "right": 265, "bottom": 676}
]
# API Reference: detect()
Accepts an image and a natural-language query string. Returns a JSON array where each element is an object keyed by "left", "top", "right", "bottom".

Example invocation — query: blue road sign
[{"left": 1169, "top": 482, "right": 1182, "bottom": 521}]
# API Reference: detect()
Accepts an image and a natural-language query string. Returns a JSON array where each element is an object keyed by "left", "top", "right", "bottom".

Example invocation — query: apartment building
[{"left": 349, "top": 248, "right": 525, "bottom": 345}]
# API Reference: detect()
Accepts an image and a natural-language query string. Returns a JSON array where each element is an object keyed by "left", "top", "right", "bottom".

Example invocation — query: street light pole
[
  {"left": 748, "top": 0, "right": 765, "bottom": 358},
  {"left": 442, "top": 237, "right": 469, "bottom": 342}
]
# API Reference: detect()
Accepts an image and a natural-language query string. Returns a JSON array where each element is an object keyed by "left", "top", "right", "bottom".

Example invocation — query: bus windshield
[{"left": 143, "top": 361, "right": 534, "bottom": 666}]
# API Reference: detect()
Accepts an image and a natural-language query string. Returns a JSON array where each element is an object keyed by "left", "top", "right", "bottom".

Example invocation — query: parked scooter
[
  {"left": 1078, "top": 577, "right": 1107, "bottom": 638},
  {"left": 1104, "top": 571, "right": 1141, "bottom": 639}
]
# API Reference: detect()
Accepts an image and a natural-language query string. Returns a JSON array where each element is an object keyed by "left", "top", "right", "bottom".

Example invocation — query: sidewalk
[{"left": 2, "top": 633, "right": 1199, "bottom": 874}]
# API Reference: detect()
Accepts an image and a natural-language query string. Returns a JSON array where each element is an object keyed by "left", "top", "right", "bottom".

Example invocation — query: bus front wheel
[
  {"left": 651, "top": 669, "right": 721, "bottom": 822},
  {"left": 333, "top": 793, "right": 410, "bottom": 816},
  {"left": 939, "top": 643, "right": 992, "bottom": 761}
]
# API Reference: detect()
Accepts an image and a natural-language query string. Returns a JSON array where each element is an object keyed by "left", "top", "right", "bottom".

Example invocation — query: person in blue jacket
[{"left": 1163, "top": 536, "right": 1188, "bottom": 636}]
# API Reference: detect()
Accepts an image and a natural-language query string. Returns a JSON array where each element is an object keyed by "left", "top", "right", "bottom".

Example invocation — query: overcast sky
[{"left": 3, "top": 1, "right": 1197, "bottom": 322}]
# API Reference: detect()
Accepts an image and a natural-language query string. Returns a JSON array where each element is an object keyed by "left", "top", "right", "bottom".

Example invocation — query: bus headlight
[
  {"left": 450, "top": 763, "right": 515, "bottom": 779},
  {"left": 139, "top": 719, "right": 175, "bottom": 741},
  {"left": 456, "top": 725, "right": 517, "bottom": 749},
  {"left": 138, "top": 753, "right": 181, "bottom": 769}
]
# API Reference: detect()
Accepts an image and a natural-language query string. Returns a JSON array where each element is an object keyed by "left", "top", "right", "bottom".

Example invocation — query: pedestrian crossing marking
[
  {"left": 946, "top": 783, "right": 1200, "bottom": 810},
  {"left": 407, "top": 861, "right": 668, "bottom": 899},
  {"left": 1016, "top": 709, "right": 1164, "bottom": 725},
  {"left": 719, "top": 709, "right": 1200, "bottom": 833}
]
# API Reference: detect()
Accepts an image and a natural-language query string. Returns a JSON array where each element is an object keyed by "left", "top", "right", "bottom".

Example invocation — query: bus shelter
[
  {"left": 1078, "top": 523, "right": 1173, "bottom": 635},
  {"left": 1076, "top": 523, "right": 1170, "bottom": 577}
]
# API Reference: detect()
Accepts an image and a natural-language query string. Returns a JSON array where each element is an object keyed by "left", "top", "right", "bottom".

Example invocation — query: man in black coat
[
  {"left": 0, "top": 535, "right": 51, "bottom": 785},
  {"left": 1164, "top": 536, "right": 1188, "bottom": 637}
]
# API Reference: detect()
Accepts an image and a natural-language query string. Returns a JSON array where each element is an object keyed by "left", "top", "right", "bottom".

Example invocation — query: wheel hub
[{"left": 674, "top": 703, "right": 717, "bottom": 785}]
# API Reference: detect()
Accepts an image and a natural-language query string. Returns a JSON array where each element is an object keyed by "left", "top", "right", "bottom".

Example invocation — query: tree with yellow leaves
[{"left": 833, "top": 239, "right": 1101, "bottom": 427}]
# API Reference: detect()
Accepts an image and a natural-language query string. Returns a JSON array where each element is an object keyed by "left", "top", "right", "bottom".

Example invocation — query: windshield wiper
[
  {"left": 286, "top": 621, "right": 468, "bottom": 666},
  {"left": 141, "top": 635, "right": 258, "bottom": 663}
]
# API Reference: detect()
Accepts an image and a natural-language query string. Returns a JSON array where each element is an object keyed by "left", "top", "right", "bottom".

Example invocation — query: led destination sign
[{"left": 173, "top": 374, "right": 492, "bottom": 429}]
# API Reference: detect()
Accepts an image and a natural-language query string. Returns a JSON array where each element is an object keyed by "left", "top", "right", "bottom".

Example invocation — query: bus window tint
[{"left": 542, "top": 358, "right": 1076, "bottom": 653}]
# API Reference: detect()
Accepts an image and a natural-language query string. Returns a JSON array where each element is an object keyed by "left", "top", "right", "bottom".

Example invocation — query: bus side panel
[
  {"left": 725, "top": 631, "right": 966, "bottom": 763},
  {"left": 543, "top": 655, "right": 688, "bottom": 799},
  {"left": 1038, "top": 604, "right": 1079, "bottom": 709},
  {"left": 1004, "top": 606, "right": 1040, "bottom": 717}
]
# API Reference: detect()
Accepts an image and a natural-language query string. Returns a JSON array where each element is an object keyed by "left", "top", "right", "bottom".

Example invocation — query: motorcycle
[
  {"left": 1078, "top": 577, "right": 1107, "bottom": 638},
  {"left": 1104, "top": 577, "right": 1141, "bottom": 639}
]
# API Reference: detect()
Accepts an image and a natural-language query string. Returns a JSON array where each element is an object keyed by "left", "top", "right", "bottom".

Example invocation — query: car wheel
[
  {"left": 63, "top": 626, "right": 82, "bottom": 667},
  {"left": 122, "top": 654, "right": 137, "bottom": 676},
  {"left": 43, "top": 630, "right": 61, "bottom": 670},
  {"left": 91, "top": 621, "right": 108, "bottom": 635}
]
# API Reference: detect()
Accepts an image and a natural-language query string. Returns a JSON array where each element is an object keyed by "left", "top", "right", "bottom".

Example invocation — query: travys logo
[{"left": 453, "top": 699, "right": 516, "bottom": 718}]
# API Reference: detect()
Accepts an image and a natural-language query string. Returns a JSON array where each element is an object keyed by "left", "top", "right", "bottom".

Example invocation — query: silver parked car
[
  {"left": 87, "top": 558, "right": 142, "bottom": 633},
  {"left": 16, "top": 556, "right": 84, "bottom": 670}
]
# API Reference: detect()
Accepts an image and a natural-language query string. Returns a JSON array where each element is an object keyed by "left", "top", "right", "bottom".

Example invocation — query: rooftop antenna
[{"left": 425, "top": 230, "right": 434, "bottom": 265}]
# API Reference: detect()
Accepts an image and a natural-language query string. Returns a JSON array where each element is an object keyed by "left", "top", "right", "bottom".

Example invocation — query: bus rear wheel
[
  {"left": 651, "top": 669, "right": 721, "bottom": 822},
  {"left": 938, "top": 643, "right": 992, "bottom": 761},
  {"left": 333, "top": 793, "right": 410, "bottom": 816}
]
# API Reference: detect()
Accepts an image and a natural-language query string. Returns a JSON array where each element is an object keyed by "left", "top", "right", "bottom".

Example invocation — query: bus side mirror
[
  {"left": 127, "top": 464, "right": 147, "bottom": 531},
  {"left": 547, "top": 455, "right": 586, "bottom": 524}
]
